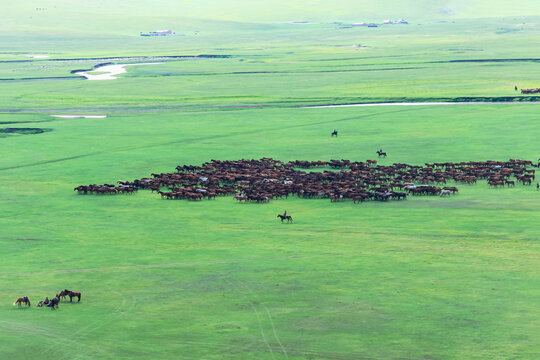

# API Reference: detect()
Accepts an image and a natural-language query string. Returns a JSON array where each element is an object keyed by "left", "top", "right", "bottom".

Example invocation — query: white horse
[{"left": 440, "top": 190, "right": 451, "bottom": 197}]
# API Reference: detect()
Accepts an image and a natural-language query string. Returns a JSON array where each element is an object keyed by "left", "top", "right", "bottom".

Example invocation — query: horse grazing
[
  {"left": 277, "top": 214, "right": 293, "bottom": 223},
  {"left": 13, "top": 296, "right": 31, "bottom": 308},
  {"left": 46, "top": 296, "right": 60, "bottom": 310},
  {"left": 59, "top": 289, "right": 70, "bottom": 301},
  {"left": 331, "top": 130, "right": 338, "bottom": 137},
  {"left": 376, "top": 150, "right": 387, "bottom": 158}
]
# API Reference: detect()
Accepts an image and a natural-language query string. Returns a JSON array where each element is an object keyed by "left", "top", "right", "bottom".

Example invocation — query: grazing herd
[
  {"left": 521, "top": 88, "right": 540, "bottom": 94},
  {"left": 74, "top": 158, "right": 535, "bottom": 204},
  {"left": 74, "top": 183, "right": 137, "bottom": 195},
  {"left": 13, "top": 289, "right": 82, "bottom": 310}
]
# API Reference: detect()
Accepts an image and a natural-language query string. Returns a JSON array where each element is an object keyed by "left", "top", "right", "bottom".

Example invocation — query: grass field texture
[{"left": 0, "top": 11, "right": 539, "bottom": 360}]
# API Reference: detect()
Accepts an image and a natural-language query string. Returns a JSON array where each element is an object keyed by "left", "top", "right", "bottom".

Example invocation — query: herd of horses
[
  {"left": 74, "top": 184, "right": 138, "bottom": 195},
  {"left": 13, "top": 289, "right": 81, "bottom": 310},
  {"left": 520, "top": 88, "right": 540, "bottom": 94},
  {"left": 74, "top": 158, "right": 534, "bottom": 205}
]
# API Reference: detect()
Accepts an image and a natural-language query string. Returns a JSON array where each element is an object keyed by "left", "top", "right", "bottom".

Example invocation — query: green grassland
[
  {"left": 1, "top": 5, "right": 539, "bottom": 360},
  {"left": 1, "top": 17, "right": 539, "bottom": 112}
]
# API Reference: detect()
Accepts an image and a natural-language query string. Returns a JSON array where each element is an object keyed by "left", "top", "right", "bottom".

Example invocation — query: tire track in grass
[
  {"left": 180, "top": 340, "right": 261, "bottom": 356},
  {"left": 0, "top": 319, "right": 106, "bottom": 359},
  {"left": 218, "top": 275, "right": 276, "bottom": 360},
  {"left": 39, "top": 290, "right": 136, "bottom": 358},
  {"left": 0, "top": 152, "right": 104, "bottom": 171},
  {"left": 0, "top": 107, "right": 416, "bottom": 172},
  {"left": 0, "top": 254, "right": 340, "bottom": 279},
  {"left": 232, "top": 278, "right": 289, "bottom": 359}
]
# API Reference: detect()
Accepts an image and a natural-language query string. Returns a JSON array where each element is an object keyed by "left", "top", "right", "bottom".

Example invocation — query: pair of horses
[
  {"left": 331, "top": 130, "right": 338, "bottom": 137},
  {"left": 277, "top": 214, "right": 293, "bottom": 223},
  {"left": 59, "top": 289, "right": 82, "bottom": 302}
]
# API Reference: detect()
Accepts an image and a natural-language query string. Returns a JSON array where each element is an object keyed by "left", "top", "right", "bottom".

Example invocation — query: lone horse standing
[
  {"left": 277, "top": 214, "right": 293, "bottom": 223},
  {"left": 13, "top": 296, "right": 31, "bottom": 308}
]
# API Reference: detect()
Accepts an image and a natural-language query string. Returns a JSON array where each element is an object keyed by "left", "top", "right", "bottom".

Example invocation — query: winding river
[
  {"left": 75, "top": 62, "right": 163, "bottom": 80},
  {"left": 302, "top": 101, "right": 540, "bottom": 108}
]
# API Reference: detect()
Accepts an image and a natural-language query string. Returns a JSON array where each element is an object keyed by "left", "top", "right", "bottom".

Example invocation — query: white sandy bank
[
  {"left": 50, "top": 115, "right": 107, "bottom": 119},
  {"left": 26, "top": 54, "right": 50, "bottom": 59},
  {"left": 75, "top": 63, "right": 162, "bottom": 80}
]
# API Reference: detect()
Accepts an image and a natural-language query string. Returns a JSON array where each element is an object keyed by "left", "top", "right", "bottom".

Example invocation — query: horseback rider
[{"left": 277, "top": 212, "right": 293, "bottom": 223}]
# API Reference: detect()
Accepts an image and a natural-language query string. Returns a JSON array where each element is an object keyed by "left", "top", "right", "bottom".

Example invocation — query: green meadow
[{"left": 1, "top": 3, "right": 539, "bottom": 359}]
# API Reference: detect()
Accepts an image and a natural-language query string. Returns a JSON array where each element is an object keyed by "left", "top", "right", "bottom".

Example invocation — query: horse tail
[{"left": 27, "top": 299, "right": 30, "bottom": 306}]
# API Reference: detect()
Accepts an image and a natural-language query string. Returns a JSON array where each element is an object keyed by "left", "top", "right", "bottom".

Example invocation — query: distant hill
[{"left": 3, "top": 0, "right": 540, "bottom": 35}]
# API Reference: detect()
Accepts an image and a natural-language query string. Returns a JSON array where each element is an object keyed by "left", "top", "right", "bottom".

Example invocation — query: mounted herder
[{"left": 277, "top": 212, "right": 293, "bottom": 223}]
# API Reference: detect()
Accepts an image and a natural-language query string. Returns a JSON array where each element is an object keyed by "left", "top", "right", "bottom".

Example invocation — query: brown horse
[
  {"left": 59, "top": 289, "right": 70, "bottom": 301},
  {"left": 47, "top": 296, "right": 60, "bottom": 309},
  {"left": 277, "top": 214, "right": 293, "bottom": 223},
  {"left": 65, "top": 290, "right": 81, "bottom": 302},
  {"left": 13, "top": 296, "right": 31, "bottom": 308}
]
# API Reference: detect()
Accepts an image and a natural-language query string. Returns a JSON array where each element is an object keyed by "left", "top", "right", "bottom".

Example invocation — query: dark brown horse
[
  {"left": 65, "top": 289, "right": 81, "bottom": 302},
  {"left": 47, "top": 295, "right": 60, "bottom": 309},
  {"left": 277, "top": 214, "right": 293, "bottom": 223},
  {"left": 59, "top": 289, "right": 70, "bottom": 301},
  {"left": 13, "top": 296, "right": 31, "bottom": 308}
]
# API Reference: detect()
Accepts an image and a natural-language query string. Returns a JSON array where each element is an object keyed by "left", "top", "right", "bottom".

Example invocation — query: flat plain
[{"left": 1, "top": 7, "right": 539, "bottom": 359}]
